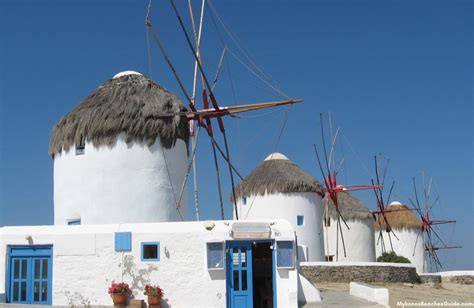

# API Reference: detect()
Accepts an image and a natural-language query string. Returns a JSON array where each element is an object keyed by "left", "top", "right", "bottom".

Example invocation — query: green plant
[
  {"left": 143, "top": 285, "right": 164, "bottom": 297},
  {"left": 108, "top": 282, "right": 131, "bottom": 294},
  {"left": 376, "top": 251, "right": 411, "bottom": 263}
]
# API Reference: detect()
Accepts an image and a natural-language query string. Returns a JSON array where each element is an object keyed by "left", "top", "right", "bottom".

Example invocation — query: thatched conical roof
[
  {"left": 374, "top": 201, "right": 422, "bottom": 230},
  {"left": 324, "top": 192, "right": 372, "bottom": 221},
  {"left": 232, "top": 153, "right": 325, "bottom": 201},
  {"left": 49, "top": 71, "right": 189, "bottom": 156}
]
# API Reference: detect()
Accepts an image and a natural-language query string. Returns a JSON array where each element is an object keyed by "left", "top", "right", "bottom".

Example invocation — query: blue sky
[{"left": 0, "top": 0, "right": 472, "bottom": 270}]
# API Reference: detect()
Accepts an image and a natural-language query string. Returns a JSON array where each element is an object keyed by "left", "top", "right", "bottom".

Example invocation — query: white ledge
[
  {"left": 300, "top": 261, "right": 416, "bottom": 268},
  {"left": 436, "top": 271, "right": 474, "bottom": 277},
  {"left": 350, "top": 282, "right": 389, "bottom": 307}
]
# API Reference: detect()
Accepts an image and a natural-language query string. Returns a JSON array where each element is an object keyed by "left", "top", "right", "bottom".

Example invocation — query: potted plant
[
  {"left": 143, "top": 284, "right": 164, "bottom": 307},
  {"left": 108, "top": 282, "right": 131, "bottom": 306}
]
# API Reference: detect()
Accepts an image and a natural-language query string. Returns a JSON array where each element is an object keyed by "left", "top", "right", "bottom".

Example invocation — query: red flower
[
  {"left": 108, "top": 282, "right": 132, "bottom": 294},
  {"left": 143, "top": 284, "right": 164, "bottom": 297}
]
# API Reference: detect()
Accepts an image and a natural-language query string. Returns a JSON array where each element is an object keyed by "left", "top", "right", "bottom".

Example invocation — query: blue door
[
  {"left": 7, "top": 246, "right": 53, "bottom": 305},
  {"left": 227, "top": 241, "right": 253, "bottom": 308}
]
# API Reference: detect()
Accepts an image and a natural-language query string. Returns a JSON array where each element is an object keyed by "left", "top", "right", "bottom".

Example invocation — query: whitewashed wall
[
  {"left": 375, "top": 228, "right": 425, "bottom": 273},
  {"left": 53, "top": 134, "right": 188, "bottom": 225},
  {"left": 235, "top": 192, "right": 325, "bottom": 262},
  {"left": 0, "top": 220, "right": 298, "bottom": 307},
  {"left": 324, "top": 218, "right": 376, "bottom": 262}
]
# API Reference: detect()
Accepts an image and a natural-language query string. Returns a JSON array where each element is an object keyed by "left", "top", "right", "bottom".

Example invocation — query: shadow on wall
[
  {"left": 208, "top": 270, "right": 226, "bottom": 280},
  {"left": 0, "top": 293, "right": 5, "bottom": 303}
]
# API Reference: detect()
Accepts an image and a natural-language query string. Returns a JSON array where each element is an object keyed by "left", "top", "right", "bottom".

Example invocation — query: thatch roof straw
[
  {"left": 374, "top": 203, "right": 422, "bottom": 231},
  {"left": 324, "top": 192, "right": 373, "bottom": 221},
  {"left": 49, "top": 72, "right": 189, "bottom": 156},
  {"left": 232, "top": 153, "right": 325, "bottom": 201}
]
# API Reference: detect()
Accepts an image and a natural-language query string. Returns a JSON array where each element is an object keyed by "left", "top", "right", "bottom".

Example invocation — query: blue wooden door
[
  {"left": 8, "top": 246, "right": 52, "bottom": 305},
  {"left": 227, "top": 241, "right": 253, "bottom": 308}
]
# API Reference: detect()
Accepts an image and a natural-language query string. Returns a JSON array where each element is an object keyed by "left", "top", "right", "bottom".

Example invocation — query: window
[
  {"left": 114, "top": 232, "right": 132, "bottom": 252},
  {"left": 141, "top": 242, "right": 160, "bottom": 261},
  {"left": 67, "top": 219, "right": 81, "bottom": 225},
  {"left": 276, "top": 240, "right": 294, "bottom": 268},
  {"left": 206, "top": 242, "right": 224, "bottom": 269},
  {"left": 297, "top": 215, "right": 304, "bottom": 226},
  {"left": 75, "top": 136, "right": 85, "bottom": 155},
  {"left": 325, "top": 255, "right": 334, "bottom": 262},
  {"left": 242, "top": 197, "right": 247, "bottom": 205},
  {"left": 324, "top": 217, "right": 331, "bottom": 227}
]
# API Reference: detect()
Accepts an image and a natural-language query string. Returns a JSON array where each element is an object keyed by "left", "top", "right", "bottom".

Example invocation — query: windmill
[
  {"left": 370, "top": 155, "right": 413, "bottom": 255},
  {"left": 313, "top": 113, "right": 381, "bottom": 260},
  {"left": 145, "top": 0, "right": 302, "bottom": 221},
  {"left": 409, "top": 175, "right": 461, "bottom": 272}
]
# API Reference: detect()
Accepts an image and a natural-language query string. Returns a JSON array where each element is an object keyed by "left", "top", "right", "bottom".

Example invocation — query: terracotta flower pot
[
  {"left": 112, "top": 293, "right": 128, "bottom": 306},
  {"left": 147, "top": 295, "right": 161, "bottom": 307}
]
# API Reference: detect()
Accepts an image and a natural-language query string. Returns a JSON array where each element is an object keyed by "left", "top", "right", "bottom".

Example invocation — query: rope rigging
[
  {"left": 145, "top": 0, "right": 300, "bottom": 222},
  {"left": 168, "top": 0, "right": 241, "bottom": 219},
  {"left": 206, "top": 0, "right": 288, "bottom": 99}
]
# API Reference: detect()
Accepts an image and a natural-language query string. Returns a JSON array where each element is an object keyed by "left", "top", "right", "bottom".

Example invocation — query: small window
[
  {"left": 324, "top": 217, "right": 331, "bottom": 227},
  {"left": 297, "top": 215, "right": 304, "bottom": 226},
  {"left": 67, "top": 218, "right": 81, "bottom": 225},
  {"left": 141, "top": 242, "right": 160, "bottom": 261},
  {"left": 207, "top": 242, "right": 224, "bottom": 269},
  {"left": 115, "top": 232, "right": 132, "bottom": 252},
  {"left": 325, "top": 255, "right": 334, "bottom": 262},
  {"left": 75, "top": 136, "right": 85, "bottom": 155},
  {"left": 276, "top": 240, "right": 294, "bottom": 268}
]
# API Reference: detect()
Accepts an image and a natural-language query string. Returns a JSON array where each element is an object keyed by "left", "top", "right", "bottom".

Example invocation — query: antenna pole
[{"left": 187, "top": 0, "right": 205, "bottom": 221}]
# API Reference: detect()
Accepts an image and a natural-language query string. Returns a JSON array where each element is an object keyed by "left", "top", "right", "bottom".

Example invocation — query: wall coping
[
  {"left": 300, "top": 261, "right": 416, "bottom": 268},
  {"left": 436, "top": 271, "right": 474, "bottom": 277}
]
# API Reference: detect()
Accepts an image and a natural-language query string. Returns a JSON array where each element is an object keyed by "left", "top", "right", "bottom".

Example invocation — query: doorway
[
  {"left": 252, "top": 242, "right": 274, "bottom": 308},
  {"left": 7, "top": 245, "right": 52, "bottom": 305},
  {"left": 226, "top": 241, "right": 275, "bottom": 308}
]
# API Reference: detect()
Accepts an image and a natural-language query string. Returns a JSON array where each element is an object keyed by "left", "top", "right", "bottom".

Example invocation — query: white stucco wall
[
  {"left": 53, "top": 134, "right": 188, "bottom": 225},
  {"left": 324, "top": 218, "right": 376, "bottom": 262},
  {"left": 0, "top": 220, "right": 298, "bottom": 307},
  {"left": 375, "top": 228, "right": 425, "bottom": 273},
  {"left": 234, "top": 192, "right": 325, "bottom": 262}
]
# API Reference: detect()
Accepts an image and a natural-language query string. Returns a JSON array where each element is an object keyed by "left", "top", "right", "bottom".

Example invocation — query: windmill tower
[
  {"left": 233, "top": 153, "right": 326, "bottom": 262},
  {"left": 313, "top": 113, "right": 380, "bottom": 260},
  {"left": 409, "top": 176, "right": 461, "bottom": 273},
  {"left": 375, "top": 201, "right": 425, "bottom": 272},
  {"left": 50, "top": 71, "right": 190, "bottom": 225},
  {"left": 323, "top": 192, "right": 375, "bottom": 262}
]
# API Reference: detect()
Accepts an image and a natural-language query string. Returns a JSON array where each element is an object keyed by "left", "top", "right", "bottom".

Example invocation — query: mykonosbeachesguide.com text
[{"left": 397, "top": 301, "right": 474, "bottom": 307}]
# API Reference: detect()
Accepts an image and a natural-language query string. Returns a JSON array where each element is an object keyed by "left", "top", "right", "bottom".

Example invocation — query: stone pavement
[{"left": 301, "top": 288, "right": 385, "bottom": 308}]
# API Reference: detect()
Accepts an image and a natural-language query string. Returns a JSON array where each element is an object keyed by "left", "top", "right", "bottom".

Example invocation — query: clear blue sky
[{"left": 0, "top": 0, "right": 472, "bottom": 270}]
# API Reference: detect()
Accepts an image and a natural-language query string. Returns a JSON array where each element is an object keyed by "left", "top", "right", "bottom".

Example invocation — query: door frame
[
  {"left": 226, "top": 240, "right": 277, "bottom": 308},
  {"left": 6, "top": 245, "right": 53, "bottom": 305}
]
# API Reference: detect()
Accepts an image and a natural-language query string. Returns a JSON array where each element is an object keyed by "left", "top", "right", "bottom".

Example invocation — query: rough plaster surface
[
  {"left": 235, "top": 192, "right": 325, "bottom": 262},
  {"left": 299, "top": 263, "right": 419, "bottom": 284},
  {"left": 324, "top": 218, "right": 375, "bottom": 262},
  {"left": 0, "top": 220, "right": 298, "bottom": 307},
  {"left": 54, "top": 135, "right": 188, "bottom": 225}
]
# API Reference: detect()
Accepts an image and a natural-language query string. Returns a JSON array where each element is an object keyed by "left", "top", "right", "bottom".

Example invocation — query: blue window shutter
[{"left": 115, "top": 232, "right": 132, "bottom": 252}]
